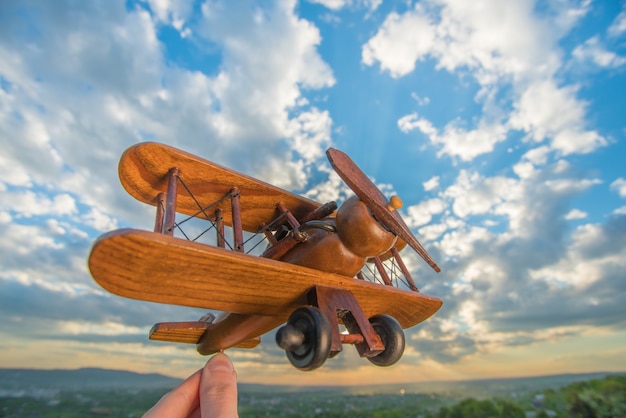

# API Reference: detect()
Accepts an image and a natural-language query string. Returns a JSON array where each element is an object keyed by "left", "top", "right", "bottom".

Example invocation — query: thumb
[{"left": 200, "top": 353, "right": 238, "bottom": 418}]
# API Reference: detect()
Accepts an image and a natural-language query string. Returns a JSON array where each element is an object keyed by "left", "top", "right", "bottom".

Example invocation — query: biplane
[{"left": 88, "top": 143, "right": 442, "bottom": 371}]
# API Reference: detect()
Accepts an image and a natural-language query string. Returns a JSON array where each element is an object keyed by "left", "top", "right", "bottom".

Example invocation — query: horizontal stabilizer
[{"left": 149, "top": 321, "right": 261, "bottom": 349}]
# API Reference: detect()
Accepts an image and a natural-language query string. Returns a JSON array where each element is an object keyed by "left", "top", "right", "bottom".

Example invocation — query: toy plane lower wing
[{"left": 89, "top": 229, "right": 442, "bottom": 350}]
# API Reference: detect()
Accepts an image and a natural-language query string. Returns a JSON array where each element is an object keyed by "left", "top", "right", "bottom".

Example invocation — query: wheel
[
  {"left": 367, "top": 315, "right": 405, "bottom": 367},
  {"left": 275, "top": 306, "right": 331, "bottom": 371}
]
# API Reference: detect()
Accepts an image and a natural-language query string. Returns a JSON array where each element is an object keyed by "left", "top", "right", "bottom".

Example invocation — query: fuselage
[{"left": 279, "top": 196, "right": 397, "bottom": 277}]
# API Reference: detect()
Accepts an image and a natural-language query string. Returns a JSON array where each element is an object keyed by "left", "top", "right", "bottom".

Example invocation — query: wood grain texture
[
  {"left": 149, "top": 321, "right": 261, "bottom": 348},
  {"left": 195, "top": 313, "right": 280, "bottom": 354},
  {"left": 326, "top": 148, "right": 441, "bottom": 272},
  {"left": 118, "top": 142, "right": 321, "bottom": 231},
  {"left": 149, "top": 321, "right": 209, "bottom": 344},
  {"left": 88, "top": 229, "right": 443, "bottom": 330}
]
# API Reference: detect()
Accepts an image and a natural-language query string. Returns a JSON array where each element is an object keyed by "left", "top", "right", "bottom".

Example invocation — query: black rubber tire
[
  {"left": 283, "top": 306, "right": 331, "bottom": 371},
  {"left": 367, "top": 314, "right": 405, "bottom": 367}
]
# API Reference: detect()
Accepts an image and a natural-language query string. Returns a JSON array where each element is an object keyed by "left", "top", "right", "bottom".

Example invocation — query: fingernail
[{"left": 207, "top": 353, "right": 234, "bottom": 373}]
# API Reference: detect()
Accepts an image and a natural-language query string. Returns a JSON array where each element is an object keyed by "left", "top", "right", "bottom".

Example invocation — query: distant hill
[
  {"left": 239, "top": 372, "right": 625, "bottom": 397},
  {"left": 334, "top": 372, "right": 624, "bottom": 397},
  {"left": 1, "top": 367, "right": 623, "bottom": 396},
  {"left": 0, "top": 367, "right": 181, "bottom": 392}
]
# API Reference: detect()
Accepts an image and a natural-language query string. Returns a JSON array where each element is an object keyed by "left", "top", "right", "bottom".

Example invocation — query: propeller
[{"left": 326, "top": 148, "right": 441, "bottom": 273}]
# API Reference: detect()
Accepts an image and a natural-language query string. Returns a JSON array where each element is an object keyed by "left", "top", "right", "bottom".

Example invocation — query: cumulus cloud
[
  {"left": 0, "top": 0, "right": 337, "bottom": 367},
  {"left": 611, "top": 178, "right": 626, "bottom": 198},
  {"left": 307, "top": 0, "right": 382, "bottom": 12},
  {"left": 362, "top": 0, "right": 621, "bottom": 358},
  {"left": 572, "top": 36, "right": 626, "bottom": 68},
  {"left": 509, "top": 80, "right": 607, "bottom": 155},
  {"left": 368, "top": 0, "right": 606, "bottom": 161},
  {"left": 398, "top": 113, "right": 509, "bottom": 161},
  {"left": 423, "top": 176, "right": 440, "bottom": 191},
  {"left": 565, "top": 209, "right": 587, "bottom": 220},
  {"left": 406, "top": 198, "right": 446, "bottom": 228},
  {"left": 362, "top": 5, "right": 436, "bottom": 78},
  {"left": 144, "top": 0, "right": 194, "bottom": 37},
  {"left": 363, "top": 0, "right": 560, "bottom": 81},
  {"left": 1, "top": 0, "right": 336, "bottom": 226},
  {"left": 608, "top": 7, "right": 626, "bottom": 38},
  {"left": 395, "top": 148, "right": 616, "bottom": 363}
]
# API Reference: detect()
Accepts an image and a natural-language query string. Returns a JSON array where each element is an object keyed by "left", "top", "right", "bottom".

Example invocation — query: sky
[{"left": 1, "top": 0, "right": 625, "bottom": 386}]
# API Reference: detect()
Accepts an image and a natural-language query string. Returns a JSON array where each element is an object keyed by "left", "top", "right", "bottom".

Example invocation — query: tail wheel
[
  {"left": 367, "top": 315, "right": 405, "bottom": 367},
  {"left": 276, "top": 306, "right": 331, "bottom": 371}
]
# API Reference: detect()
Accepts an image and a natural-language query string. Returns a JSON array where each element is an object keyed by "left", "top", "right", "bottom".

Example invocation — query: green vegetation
[
  {"left": 1, "top": 372, "right": 624, "bottom": 417},
  {"left": 424, "top": 375, "right": 626, "bottom": 418},
  {"left": 425, "top": 398, "right": 525, "bottom": 418},
  {"left": 563, "top": 375, "right": 626, "bottom": 418},
  {"left": 0, "top": 388, "right": 165, "bottom": 417}
]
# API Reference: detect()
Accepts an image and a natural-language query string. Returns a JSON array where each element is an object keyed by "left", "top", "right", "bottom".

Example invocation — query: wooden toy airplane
[{"left": 88, "top": 142, "right": 442, "bottom": 371}]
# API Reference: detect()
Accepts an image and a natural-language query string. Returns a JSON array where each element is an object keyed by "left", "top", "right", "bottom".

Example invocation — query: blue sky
[{"left": 1, "top": 0, "right": 625, "bottom": 385}]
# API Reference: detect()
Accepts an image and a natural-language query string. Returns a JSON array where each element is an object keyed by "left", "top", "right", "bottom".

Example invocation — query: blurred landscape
[{"left": 1, "top": 368, "right": 624, "bottom": 417}]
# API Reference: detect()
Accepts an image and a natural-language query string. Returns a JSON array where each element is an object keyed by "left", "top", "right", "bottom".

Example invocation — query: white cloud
[
  {"left": 0, "top": 223, "right": 64, "bottom": 258},
  {"left": 444, "top": 170, "right": 520, "bottom": 219},
  {"left": 411, "top": 92, "right": 430, "bottom": 106},
  {"left": 417, "top": 221, "right": 450, "bottom": 242},
  {"left": 82, "top": 208, "right": 119, "bottom": 232},
  {"left": 611, "top": 178, "right": 626, "bottom": 197},
  {"left": 512, "top": 161, "right": 536, "bottom": 179},
  {"left": 565, "top": 209, "right": 587, "bottom": 220},
  {"left": 398, "top": 112, "right": 509, "bottom": 161},
  {"left": 521, "top": 145, "right": 551, "bottom": 166},
  {"left": 362, "top": 5, "right": 436, "bottom": 78},
  {"left": 145, "top": 0, "right": 194, "bottom": 36},
  {"left": 406, "top": 198, "right": 446, "bottom": 228},
  {"left": 363, "top": 0, "right": 562, "bottom": 83},
  {"left": 423, "top": 176, "right": 440, "bottom": 191},
  {"left": 437, "top": 120, "right": 509, "bottom": 161},
  {"left": 509, "top": 80, "right": 607, "bottom": 155},
  {"left": 371, "top": 1, "right": 605, "bottom": 161},
  {"left": 1, "top": 0, "right": 337, "bottom": 228},
  {"left": 572, "top": 36, "right": 626, "bottom": 68},
  {"left": 0, "top": 2, "right": 342, "bottom": 371},
  {"left": 398, "top": 113, "right": 436, "bottom": 135},
  {"left": 438, "top": 225, "right": 492, "bottom": 259},
  {"left": 307, "top": 0, "right": 382, "bottom": 11},
  {"left": 531, "top": 219, "right": 626, "bottom": 288},
  {"left": 307, "top": 0, "right": 349, "bottom": 10},
  {"left": 286, "top": 108, "right": 333, "bottom": 164},
  {"left": 608, "top": 8, "right": 626, "bottom": 38},
  {"left": 193, "top": 1, "right": 336, "bottom": 189},
  {"left": 0, "top": 212, "right": 11, "bottom": 224},
  {"left": 2, "top": 190, "right": 77, "bottom": 218},
  {"left": 58, "top": 320, "right": 145, "bottom": 336},
  {"left": 303, "top": 165, "right": 352, "bottom": 204}
]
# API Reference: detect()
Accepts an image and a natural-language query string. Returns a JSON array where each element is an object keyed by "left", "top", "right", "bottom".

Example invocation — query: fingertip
[
  {"left": 200, "top": 353, "right": 238, "bottom": 418},
  {"left": 206, "top": 352, "right": 235, "bottom": 375}
]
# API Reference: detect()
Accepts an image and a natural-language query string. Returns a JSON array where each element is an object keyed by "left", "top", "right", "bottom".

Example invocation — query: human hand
[{"left": 143, "top": 353, "right": 238, "bottom": 418}]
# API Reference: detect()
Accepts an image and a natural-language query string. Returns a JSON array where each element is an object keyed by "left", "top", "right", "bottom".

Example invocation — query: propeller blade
[{"left": 326, "top": 148, "right": 441, "bottom": 273}]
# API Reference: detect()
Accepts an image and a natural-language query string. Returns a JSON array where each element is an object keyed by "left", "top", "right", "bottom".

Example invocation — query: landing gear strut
[{"left": 276, "top": 286, "right": 406, "bottom": 371}]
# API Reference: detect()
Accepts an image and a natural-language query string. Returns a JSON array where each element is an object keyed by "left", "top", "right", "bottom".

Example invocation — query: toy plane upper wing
[{"left": 119, "top": 142, "right": 320, "bottom": 231}]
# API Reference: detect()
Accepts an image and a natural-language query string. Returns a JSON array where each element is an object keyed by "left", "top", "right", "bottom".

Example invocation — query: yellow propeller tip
[{"left": 388, "top": 195, "right": 403, "bottom": 211}]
